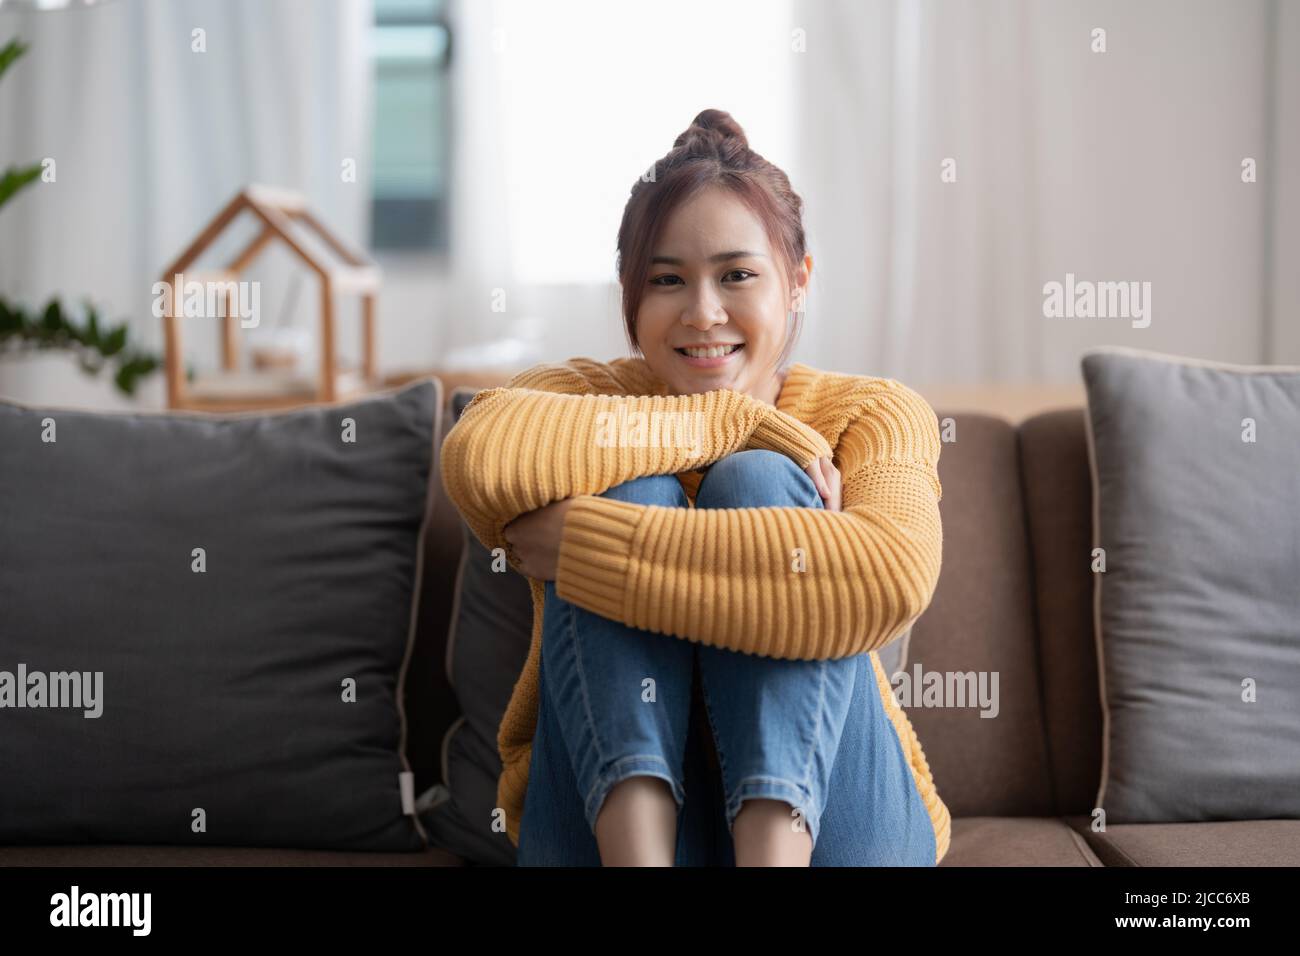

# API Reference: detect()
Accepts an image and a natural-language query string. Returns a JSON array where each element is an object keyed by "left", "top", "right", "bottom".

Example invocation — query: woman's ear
[{"left": 790, "top": 253, "right": 813, "bottom": 312}]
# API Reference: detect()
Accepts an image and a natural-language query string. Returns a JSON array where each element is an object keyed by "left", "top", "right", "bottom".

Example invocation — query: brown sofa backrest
[
  {"left": 1018, "top": 408, "right": 1103, "bottom": 817},
  {"left": 404, "top": 401, "right": 1104, "bottom": 822},
  {"left": 904, "top": 413, "right": 1054, "bottom": 817}
]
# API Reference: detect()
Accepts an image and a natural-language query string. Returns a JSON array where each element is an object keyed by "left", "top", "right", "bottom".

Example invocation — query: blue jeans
[{"left": 515, "top": 449, "right": 937, "bottom": 866}]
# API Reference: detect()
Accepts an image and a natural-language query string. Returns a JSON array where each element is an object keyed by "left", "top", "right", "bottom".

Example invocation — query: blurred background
[{"left": 0, "top": 0, "right": 1296, "bottom": 416}]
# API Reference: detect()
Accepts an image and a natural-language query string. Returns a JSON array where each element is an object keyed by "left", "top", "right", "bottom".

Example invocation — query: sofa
[{"left": 5, "top": 393, "right": 1296, "bottom": 867}]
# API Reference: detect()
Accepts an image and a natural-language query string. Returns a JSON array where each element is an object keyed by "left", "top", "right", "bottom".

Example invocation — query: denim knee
[
  {"left": 699, "top": 647, "right": 857, "bottom": 853},
  {"left": 599, "top": 472, "right": 688, "bottom": 508},
  {"left": 539, "top": 578, "right": 693, "bottom": 838},
  {"left": 695, "top": 449, "right": 822, "bottom": 509}
]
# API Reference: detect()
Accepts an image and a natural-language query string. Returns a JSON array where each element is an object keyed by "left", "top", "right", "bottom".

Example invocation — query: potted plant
[{"left": 0, "top": 37, "right": 161, "bottom": 400}]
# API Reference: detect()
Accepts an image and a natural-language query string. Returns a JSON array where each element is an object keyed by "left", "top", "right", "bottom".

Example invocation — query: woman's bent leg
[
  {"left": 809, "top": 652, "right": 938, "bottom": 866},
  {"left": 693, "top": 449, "right": 936, "bottom": 866},
  {"left": 516, "top": 627, "right": 602, "bottom": 866},
  {"left": 694, "top": 451, "right": 857, "bottom": 855},
  {"left": 515, "top": 473, "right": 696, "bottom": 864}
]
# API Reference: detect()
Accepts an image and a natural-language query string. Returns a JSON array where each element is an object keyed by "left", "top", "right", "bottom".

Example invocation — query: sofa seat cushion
[
  {"left": 940, "top": 817, "right": 1103, "bottom": 866},
  {"left": 1064, "top": 815, "right": 1300, "bottom": 867},
  {"left": 0, "top": 845, "right": 464, "bottom": 866}
]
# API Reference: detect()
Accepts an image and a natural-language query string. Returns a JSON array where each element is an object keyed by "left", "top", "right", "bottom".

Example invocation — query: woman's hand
[
  {"left": 503, "top": 498, "right": 579, "bottom": 581},
  {"left": 805, "top": 456, "right": 842, "bottom": 512}
]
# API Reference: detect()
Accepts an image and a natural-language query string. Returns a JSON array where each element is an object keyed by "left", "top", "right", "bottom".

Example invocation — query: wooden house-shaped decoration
[{"left": 159, "top": 185, "right": 378, "bottom": 410}]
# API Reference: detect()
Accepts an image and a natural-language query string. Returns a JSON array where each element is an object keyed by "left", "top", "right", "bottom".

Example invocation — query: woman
[{"left": 440, "top": 109, "right": 950, "bottom": 867}]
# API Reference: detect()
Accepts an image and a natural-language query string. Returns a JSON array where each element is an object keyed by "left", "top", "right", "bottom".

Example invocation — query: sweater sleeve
[
  {"left": 552, "top": 378, "right": 944, "bottom": 660},
  {"left": 438, "top": 359, "right": 832, "bottom": 564}
]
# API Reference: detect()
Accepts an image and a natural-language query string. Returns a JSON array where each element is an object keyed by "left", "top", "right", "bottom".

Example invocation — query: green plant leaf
[
  {"left": 85, "top": 305, "right": 100, "bottom": 345},
  {"left": 0, "top": 40, "right": 41, "bottom": 216},
  {"left": 41, "top": 300, "right": 62, "bottom": 334},
  {"left": 115, "top": 354, "right": 161, "bottom": 396},
  {"left": 0, "top": 299, "right": 17, "bottom": 336},
  {"left": 0, "top": 38, "right": 28, "bottom": 82},
  {"left": 101, "top": 324, "right": 127, "bottom": 357},
  {"left": 0, "top": 164, "right": 42, "bottom": 213},
  {"left": 0, "top": 294, "right": 163, "bottom": 397}
]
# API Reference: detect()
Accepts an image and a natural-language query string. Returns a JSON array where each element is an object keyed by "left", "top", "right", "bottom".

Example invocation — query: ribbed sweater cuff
[
  {"left": 751, "top": 410, "right": 833, "bottom": 464},
  {"left": 554, "top": 495, "right": 642, "bottom": 622}
]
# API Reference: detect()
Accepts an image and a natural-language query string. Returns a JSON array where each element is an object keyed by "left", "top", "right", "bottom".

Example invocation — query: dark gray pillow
[
  {"left": 1082, "top": 347, "right": 1300, "bottom": 823},
  {"left": 421, "top": 386, "right": 909, "bottom": 864},
  {"left": 419, "top": 388, "right": 533, "bottom": 866},
  {"left": 0, "top": 380, "right": 441, "bottom": 851}
]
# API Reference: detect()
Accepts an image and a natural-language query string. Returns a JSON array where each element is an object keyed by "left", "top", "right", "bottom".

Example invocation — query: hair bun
[{"left": 674, "top": 108, "right": 749, "bottom": 151}]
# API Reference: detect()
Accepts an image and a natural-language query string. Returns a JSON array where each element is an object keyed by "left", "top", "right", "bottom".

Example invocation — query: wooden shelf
[
  {"left": 160, "top": 185, "right": 378, "bottom": 410},
  {"left": 385, "top": 367, "right": 520, "bottom": 393},
  {"left": 175, "top": 368, "right": 371, "bottom": 412}
]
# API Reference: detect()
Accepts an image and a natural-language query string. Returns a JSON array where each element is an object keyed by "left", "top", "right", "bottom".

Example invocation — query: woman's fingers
[
  {"left": 809, "top": 456, "right": 842, "bottom": 511},
  {"left": 806, "top": 456, "right": 837, "bottom": 505},
  {"left": 805, "top": 459, "right": 828, "bottom": 499},
  {"left": 825, "top": 460, "right": 842, "bottom": 512}
]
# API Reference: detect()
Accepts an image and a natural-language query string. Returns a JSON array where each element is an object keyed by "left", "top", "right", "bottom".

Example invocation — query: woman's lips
[{"left": 674, "top": 343, "right": 743, "bottom": 368}]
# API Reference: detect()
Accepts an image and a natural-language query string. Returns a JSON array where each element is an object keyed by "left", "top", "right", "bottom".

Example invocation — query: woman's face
[{"left": 633, "top": 186, "right": 811, "bottom": 402}]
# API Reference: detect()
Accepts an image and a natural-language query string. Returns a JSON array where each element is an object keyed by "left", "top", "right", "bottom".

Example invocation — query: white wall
[
  {"left": 791, "top": 0, "right": 1297, "bottom": 385},
  {"left": 1271, "top": 0, "right": 1300, "bottom": 362},
  {"left": 1027, "top": 0, "right": 1281, "bottom": 378}
]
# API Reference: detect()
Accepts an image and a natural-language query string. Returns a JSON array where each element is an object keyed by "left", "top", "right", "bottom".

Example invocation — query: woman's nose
[{"left": 681, "top": 288, "right": 727, "bottom": 330}]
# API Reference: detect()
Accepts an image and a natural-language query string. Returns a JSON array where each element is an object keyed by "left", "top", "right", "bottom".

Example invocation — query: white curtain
[
  {"left": 439, "top": 0, "right": 1298, "bottom": 383},
  {"left": 795, "top": 0, "right": 1297, "bottom": 383},
  {"left": 440, "top": 0, "right": 522, "bottom": 365},
  {"left": 7, "top": 0, "right": 1293, "bottom": 398},
  {"left": 792, "top": 0, "right": 1039, "bottom": 383},
  {"left": 0, "top": 0, "right": 372, "bottom": 394},
  {"left": 436, "top": 0, "right": 797, "bottom": 369}
]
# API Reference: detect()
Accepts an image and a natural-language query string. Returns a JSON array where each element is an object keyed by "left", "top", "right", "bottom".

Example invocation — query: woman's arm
[
  {"left": 439, "top": 358, "right": 833, "bottom": 561},
  {"left": 552, "top": 378, "right": 944, "bottom": 660}
]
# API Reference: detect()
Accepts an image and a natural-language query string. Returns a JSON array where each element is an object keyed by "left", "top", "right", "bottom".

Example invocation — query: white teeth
[{"left": 681, "top": 344, "right": 739, "bottom": 358}]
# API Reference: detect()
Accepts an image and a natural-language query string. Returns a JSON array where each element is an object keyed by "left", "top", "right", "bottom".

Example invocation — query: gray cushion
[
  {"left": 879, "top": 628, "right": 908, "bottom": 679},
  {"left": 1082, "top": 347, "right": 1300, "bottom": 823},
  {"left": 0, "top": 381, "right": 441, "bottom": 851},
  {"left": 420, "top": 388, "right": 533, "bottom": 866}
]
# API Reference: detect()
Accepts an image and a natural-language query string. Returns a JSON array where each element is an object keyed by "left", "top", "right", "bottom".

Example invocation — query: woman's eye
[{"left": 650, "top": 271, "right": 753, "bottom": 286}]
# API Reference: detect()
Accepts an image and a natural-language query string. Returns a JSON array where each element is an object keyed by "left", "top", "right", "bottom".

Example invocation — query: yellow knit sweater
[{"left": 439, "top": 356, "right": 951, "bottom": 863}]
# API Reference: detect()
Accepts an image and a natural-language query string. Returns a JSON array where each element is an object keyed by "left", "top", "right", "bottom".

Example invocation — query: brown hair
[{"left": 615, "top": 108, "right": 808, "bottom": 373}]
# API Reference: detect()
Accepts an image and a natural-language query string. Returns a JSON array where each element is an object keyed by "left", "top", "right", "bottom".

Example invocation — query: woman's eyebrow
[{"left": 650, "top": 250, "right": 768, "bottom": 265}]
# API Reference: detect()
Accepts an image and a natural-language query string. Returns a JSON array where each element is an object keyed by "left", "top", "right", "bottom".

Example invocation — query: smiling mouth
[{"left": 674, "top": 344, "right": 743, "bottom": 359}]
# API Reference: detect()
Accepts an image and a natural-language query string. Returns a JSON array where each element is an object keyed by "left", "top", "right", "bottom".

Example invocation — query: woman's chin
[{"left": 683, "top": 373, "right": 740, "bottom": 395}]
